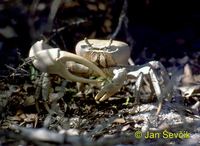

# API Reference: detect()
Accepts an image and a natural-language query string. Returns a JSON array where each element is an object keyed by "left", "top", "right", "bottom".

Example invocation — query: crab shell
[{"left": 75, "top": 39, "right": 131, "bottom": 67}]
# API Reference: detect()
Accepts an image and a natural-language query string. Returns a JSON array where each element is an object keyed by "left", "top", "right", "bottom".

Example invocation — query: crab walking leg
[
  {"left": 152, "top": 61, "right": 173, "bottom": 100},
  {"left": 149, "top": 68, "right": 163, "bottom": 115},
  {"left": 95, "top": 68, "right": 127, "bottom": 101},
  {"left": 148, "top": 61, "right": 173, "bottom": 115},
  {"left": 32, "top": 49, "right": 106, "bottom": 83},
  {"left": 134, "top": 72, "right": 144, "bottom": 104}
]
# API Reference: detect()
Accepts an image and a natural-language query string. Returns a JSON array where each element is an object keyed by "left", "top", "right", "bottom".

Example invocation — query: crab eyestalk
[
  {"left": 84, "top": 37, "right": 93, "bottom": 48},
  {"left": 107, "top": 39, "right": 113, "bottom": 48},
  {"left": 75, "top": 39, "right": 131, "bottom": 66},
  {"left": 29, "top": 41, "right": 106, "bottom": 83}
]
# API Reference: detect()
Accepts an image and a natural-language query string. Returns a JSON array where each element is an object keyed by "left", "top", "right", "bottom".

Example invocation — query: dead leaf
[
  {"left": 191, "top": 101, "right": 200, "bottom": 110},
  {"left": 87, "top": 4, "right": 98, "bottom": 11},
  {"left": 178, "top": 84, "right": 200, "bottom": 98},
  {"left": 112, "top": 118, "right": 126, "bottom": 124},
  {"left": 23, "top": 95, "right": 35, "bottom": 106},
  {"left": 182, "top": 64, "right": 195, "bottom": 85},
  {"left": 103, "top": 19, "right": 112, "bottom": 32},
  {"left": 63, "top": 1, "right": 80, "bottom": 8},
  {"left": 98, "top": 2, "right": 106, "bottom": 11},
  {"left": 0, "top": 26, "right": 17, "bottom": 38},
  {"left": 121, "top": 124, "right": 131, "bottom": 131},
  {"left": 178, "top": 56, "right": 189, "bottom": 65},
  {"left": 23, "top": 83, "right": 33, "bottom": 92}
]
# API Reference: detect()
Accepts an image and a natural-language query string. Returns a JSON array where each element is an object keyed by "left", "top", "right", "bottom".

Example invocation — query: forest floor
[
  {"left": 0, "top": 52, "right": 199, "bottom": 146},
  {"left": 0, "top": 1, "right": 200, "bottom": 146}
]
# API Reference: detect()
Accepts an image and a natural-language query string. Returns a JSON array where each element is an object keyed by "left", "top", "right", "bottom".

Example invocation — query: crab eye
[{"left": 80, "top": 45, "right": 89, "bottom": 49}]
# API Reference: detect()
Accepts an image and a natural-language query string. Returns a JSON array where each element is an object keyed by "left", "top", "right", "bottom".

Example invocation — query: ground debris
[{"left": 0, "top": 0, "right": 200, "bottom": 146}]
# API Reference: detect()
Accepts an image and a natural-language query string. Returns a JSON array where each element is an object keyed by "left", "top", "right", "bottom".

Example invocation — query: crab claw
[
  {"left": 29, "top": 41, "right": 106, "bottom": 83},
  {"left": 95, "top": 68, "right": 127, "bottom": 101}
]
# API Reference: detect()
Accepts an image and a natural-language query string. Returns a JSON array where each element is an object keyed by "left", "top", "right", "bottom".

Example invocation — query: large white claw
[
  {"left": 29, "top": 40, "right": 106, "bottom": 83},
  {"left": 95, "top": 68, "right": 127, "bottom": 101}
]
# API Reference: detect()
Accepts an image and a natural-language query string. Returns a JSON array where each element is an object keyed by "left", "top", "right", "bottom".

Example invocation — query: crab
[
  {"left": 73, "top": 38, "right": 173, "bottom": 114},
  {"left": 29, "top": 39, "right": 173, "bottom": 115}
]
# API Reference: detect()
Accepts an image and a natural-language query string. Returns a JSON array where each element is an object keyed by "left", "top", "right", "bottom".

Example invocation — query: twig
[
  {"left": 110, "top": 0, "right": 135, "bottom": 51},
  {"left": 46, "top": 0, "right": 62, "bottom": 33},
  {"left": 5, "top": 57, "right": 33, "bottom": 78},
  {"left": 110, "top": 0, "right": 128, "bottom": 39}
]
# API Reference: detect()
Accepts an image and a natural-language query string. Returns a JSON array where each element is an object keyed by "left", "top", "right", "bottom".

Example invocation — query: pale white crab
[
  {"left": 73, "top": 38, "right": 173, "bottom": 114},
  {"left": 29, "top": 39, "right": 172, "bottom": 115}
]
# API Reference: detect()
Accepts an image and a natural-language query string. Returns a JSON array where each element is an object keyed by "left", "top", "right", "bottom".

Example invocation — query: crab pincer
[{"left": 29, "top": 40, "right": 106, "bottom": 83}]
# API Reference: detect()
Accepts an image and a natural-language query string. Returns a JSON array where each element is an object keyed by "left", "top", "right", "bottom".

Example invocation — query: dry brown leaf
[
  {"left": 112, "top": 118, "right": 126, "bottom": 124},
  {"left": 23, "top": 83, "right": 33, "bottom": 92},
  {"left": 103, "top": 19, "right": 112, "bottom": 32},
  {"left": 191, "top": 101, "right": 200, "bottom": 110},
  {"left": 98, "top": 2, "right": 106, "bottom": 11},
  {"left": 182, "top": 64, "right": 195, "bottom": 85},
  {"left": 0, "top": 26, "right": 17, "bottom": 38},
  {"left": 89, "top": 31, "right": 97, "bottom": 38},
  {"left": 23, "top": 95, "right": 35, "bottom": 106},
  {"left": 121, "top": 124, "right": 131, "bottom": 131},
  {"left": 63, "top": 1, "right": 80, "bottom": 8},
  {"left": 178, "top": 84, "right": 200, "bottom": 98},
  {"left": 194, "top": 74, "right": 200, "bottom": 82},
  {"left": 178, "top": 56, "right": 189, "bottom": 64},
  {"left": 87, "top": 4, "right": 98, "bottom": 11}
]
